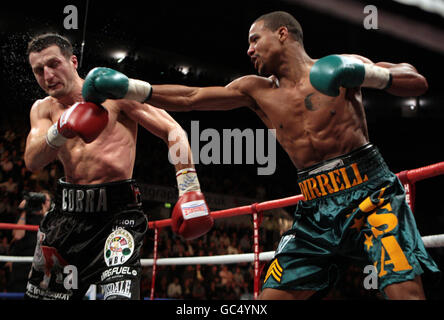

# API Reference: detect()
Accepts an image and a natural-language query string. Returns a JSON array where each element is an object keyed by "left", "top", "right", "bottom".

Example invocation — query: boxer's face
[
  {"left": 247, "top": 20, "right": 281, "bottom": 76},
  {"left": 29, "top": 45, "right": 78, "bottom": 98}
]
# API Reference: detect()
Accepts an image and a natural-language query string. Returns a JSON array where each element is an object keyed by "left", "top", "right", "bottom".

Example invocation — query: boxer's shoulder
[
  {"left": 102, "top": 99, "right": 137, "bottom": 127},
  {"left": 339, "top": 53, "right": 374, "bottom": 64},
  {"left": 30, "top": 96, "right": 55, "bottom": 119},
  {"left": 103, "top": 99, "right": 136, "bottom": 122},
  {"left": 31, "top": 96, "right": 52, "bottom": 107},
  {"left": 229, "top": 74, "right": 275, "bottom": 93},
  {"left": 102, "top": 99, "right": 121, "bottom": 113}
]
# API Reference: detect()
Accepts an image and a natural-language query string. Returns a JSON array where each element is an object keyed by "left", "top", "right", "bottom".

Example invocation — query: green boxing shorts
[{"left": 263, "top": 143, "right": 440, "bottom": 295}]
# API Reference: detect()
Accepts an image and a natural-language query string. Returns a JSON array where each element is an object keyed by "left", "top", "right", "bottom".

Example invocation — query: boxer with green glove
[{"left": 82, "top": 10, "right": 436, "bottom": 301}]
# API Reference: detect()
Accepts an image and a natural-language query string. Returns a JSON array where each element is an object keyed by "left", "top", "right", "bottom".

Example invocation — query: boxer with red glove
[
  {"left": 45, "top": 101, "right": 109, "bottom": 149},
  {"left": 171, "top": 168, "right": 214, "bottom": 240},
  {"left": 26, "top": 33, "right": 207, "bottom": 300}
]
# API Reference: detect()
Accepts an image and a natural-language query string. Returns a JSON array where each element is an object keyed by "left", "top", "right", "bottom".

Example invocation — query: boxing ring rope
[{"left": 1, "top": 161, "right": 444, "bottom": 300}]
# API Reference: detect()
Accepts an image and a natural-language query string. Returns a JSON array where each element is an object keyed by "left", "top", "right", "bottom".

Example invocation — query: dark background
[{"left": 0, "top": 0, "right": 443, "bottom": 298}]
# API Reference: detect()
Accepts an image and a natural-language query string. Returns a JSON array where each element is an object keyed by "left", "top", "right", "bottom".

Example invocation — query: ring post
[
  {"left": 150, "top": 226, "right": 160, "bottom": 300},
  {"left": 251, "top": 203, "right": 263, "bottom": 300}
]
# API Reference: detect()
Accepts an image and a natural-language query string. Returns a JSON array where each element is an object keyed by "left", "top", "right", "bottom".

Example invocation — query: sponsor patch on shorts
[
  {"left": 102, "top": 280, "right": 132, "bottom": 299},
  {"left": 104, "top": 228, "right": 134, "bottom": 267},
  {"left": 101, "top": 266, "right": 138, "bottom": 282}
]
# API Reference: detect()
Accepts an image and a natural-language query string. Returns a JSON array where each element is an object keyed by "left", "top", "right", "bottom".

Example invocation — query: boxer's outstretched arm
[
  {"left": 82, "top": 67, "right": 256, "bottom": 111},
  {"left": 24, "top": 100, "right": 59, "bottom": 172},
  {"left": 149, "top": 78, "right": 255, "bottom": 111}
]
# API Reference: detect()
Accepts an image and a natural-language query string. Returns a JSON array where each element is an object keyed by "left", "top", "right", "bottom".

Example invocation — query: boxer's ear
[
  {"left": 278, "top": 26, "right": 289, "bottom": 43},
  {"left": 70, "top": 55, "right": 78, "bottom": 69}
]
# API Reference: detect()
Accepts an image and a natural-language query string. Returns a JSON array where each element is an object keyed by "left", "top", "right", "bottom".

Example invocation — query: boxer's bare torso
[
  {"left": 237, "top": 71, "right": 369, "bottom": 170},
  {"left": 31, "top": 97, "right": 137, "bottom": 184}
]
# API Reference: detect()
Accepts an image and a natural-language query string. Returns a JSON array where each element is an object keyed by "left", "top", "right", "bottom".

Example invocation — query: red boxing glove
[
  {"left": 171, "top": 191, "right": 214, "bottom": 240},
  {"left": 46, "top": 102, "right": 109, "bottom": 148}
]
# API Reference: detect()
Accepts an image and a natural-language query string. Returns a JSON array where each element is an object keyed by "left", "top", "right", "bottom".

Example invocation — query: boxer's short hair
[
  {"left": 27, "top": 33, "right": 73, "bottom": 59},
  {"left": 254, "top": 11, "right": 303, "bottom": 45}
]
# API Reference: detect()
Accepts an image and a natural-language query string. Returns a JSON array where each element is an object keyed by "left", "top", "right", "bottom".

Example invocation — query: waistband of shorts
[
  {"left": 55, "top": 178, "right": 142, "bottom": 214},
  {"left": 297, "top": 143, "right": 388, "bottom": 201}
]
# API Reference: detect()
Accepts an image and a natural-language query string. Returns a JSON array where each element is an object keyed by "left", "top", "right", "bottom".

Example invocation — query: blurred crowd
[{"left": 141, "top": 227, "right": 258, "bottom": 300}]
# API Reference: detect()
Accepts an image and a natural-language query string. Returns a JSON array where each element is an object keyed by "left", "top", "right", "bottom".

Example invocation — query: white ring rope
[
  {"left": 422, "top": 234, "right": 444, "bottom": 248},
  {"left": 142, "top": 251, "right": 276, "bottom": 266},
  {"left": 1, "top": 234, "right": 443, "bottom": 265},
  {"left": 0, "top": 256, "right": 33, "bottom": 263}
]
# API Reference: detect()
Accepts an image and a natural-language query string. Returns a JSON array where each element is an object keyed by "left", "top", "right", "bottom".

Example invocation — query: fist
[
  {"left": 58, "top": 101, "right": 108, "bottom": 143},
  {"left": 171, "top": 191, "right": 214, "bottom": 240},
  {"left": 82, "top": 67, "right": 130, "bottom": 104},
  {"left": 309, "top": 55, "right": 365, "bottom": 96}
]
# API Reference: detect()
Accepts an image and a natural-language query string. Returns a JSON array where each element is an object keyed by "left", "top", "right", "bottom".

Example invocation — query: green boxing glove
[
  {"left": 309, "top": 55, "right": 391, "bottom": 97},
  {"left": 82, "top": 67, "right": 153, "bottom": 104}
]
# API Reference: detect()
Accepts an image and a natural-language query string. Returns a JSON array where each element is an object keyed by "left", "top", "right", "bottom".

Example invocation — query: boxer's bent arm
[
  {"left": 123, "top": 100, "right": 203, "bottom": 196},
  {"left": 166, "top": 125, "right": 196, "bottom": 172},
  {"left": 343, "top": 54, "right": 428, "bottom": 97},
  {"left": 24, "top": 101, "right": 59, "bottom": 172},
  {"left": 149, "top": 77, "right": 255, "bottom": 112},
  {"left": 374, "top": 62, "right": 428, "bottom": 97},
  {"left": 119, "top": 100, "right": 196, "bottom": 171}
]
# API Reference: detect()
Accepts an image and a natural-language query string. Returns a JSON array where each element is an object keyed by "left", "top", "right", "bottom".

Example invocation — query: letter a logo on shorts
[{"left": 104, "top": 229, "right": 135, "bottom": 267}]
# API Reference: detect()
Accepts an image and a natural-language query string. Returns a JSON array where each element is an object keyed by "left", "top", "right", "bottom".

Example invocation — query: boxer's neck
[
  {"left": 275, "top": 46, "right": 313, "bottom": 88},
  {"left": 56, "top": 78, "right": 84, "bottom": 107}
]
